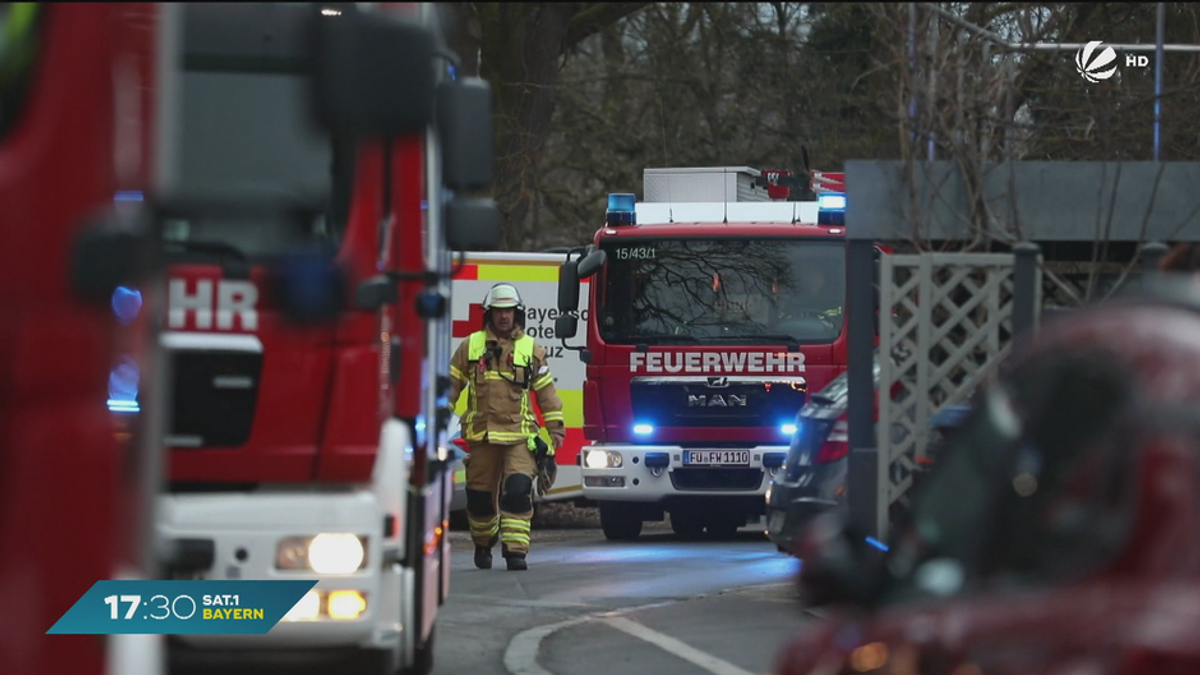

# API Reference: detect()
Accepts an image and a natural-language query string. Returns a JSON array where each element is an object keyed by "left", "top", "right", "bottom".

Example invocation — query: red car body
[{"left": 773, "top": 297, "right": 1200, "bottom": 675}]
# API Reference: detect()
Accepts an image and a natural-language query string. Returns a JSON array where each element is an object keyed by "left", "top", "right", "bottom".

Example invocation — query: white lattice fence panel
[{"left": 876, "top": 252, "right": 1041, "bottom": 536}]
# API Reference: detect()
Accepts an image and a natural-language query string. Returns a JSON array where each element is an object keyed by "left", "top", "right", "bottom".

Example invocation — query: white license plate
[{"left": 683, "top": 450, "right": 751, "bottom": 466}]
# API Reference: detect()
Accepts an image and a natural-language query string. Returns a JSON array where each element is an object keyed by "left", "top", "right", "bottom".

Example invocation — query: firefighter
[{"left": 448, "top": 282, "right": 565, "bottom": 571}]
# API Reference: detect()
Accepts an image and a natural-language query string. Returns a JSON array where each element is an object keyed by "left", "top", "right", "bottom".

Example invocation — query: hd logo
[{"left": 1075, "top": 41, "right": 1118, "bottom": 83}]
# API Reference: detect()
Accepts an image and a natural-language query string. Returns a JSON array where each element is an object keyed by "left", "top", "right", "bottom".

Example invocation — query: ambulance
[{"left": 451, "top": 252, "right": 590, "bottom": 501}]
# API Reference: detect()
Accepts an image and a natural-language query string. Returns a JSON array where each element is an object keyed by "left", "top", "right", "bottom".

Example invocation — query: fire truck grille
[
  {"left": 168, "top": 351, "right": 262, "bottom": 448},
  {"left": 630, "top": 378, "right": 808, "bottom": 429},
  {"left": 670, "top": 468, "right": 764, "bottom": 491}
]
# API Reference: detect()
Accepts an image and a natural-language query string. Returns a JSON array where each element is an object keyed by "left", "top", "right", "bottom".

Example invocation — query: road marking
[
  {"left": 504, "top": 614, "right": 595, "bottom": 675},
  {"left": 504, "top": 583, "right": 791, "bottom": 675},
  {"left": 600, "top": 616, "right": 758, "bottom": 675},
  {"left": 504, "top": 600, "right": 681, "bottom": 675}
]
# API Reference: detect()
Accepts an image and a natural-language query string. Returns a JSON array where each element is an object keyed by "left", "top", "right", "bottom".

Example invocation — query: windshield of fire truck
[
  {"left": 170, "top": 4, "right": 353, "bottom": 258},
  {"left": 597, "top": 238, "right": 846, "bottom": 344}
]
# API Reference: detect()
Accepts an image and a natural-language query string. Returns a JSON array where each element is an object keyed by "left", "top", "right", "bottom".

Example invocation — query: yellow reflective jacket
[{"left": 448, "top": 326, "right": 564, "bottom": 446}]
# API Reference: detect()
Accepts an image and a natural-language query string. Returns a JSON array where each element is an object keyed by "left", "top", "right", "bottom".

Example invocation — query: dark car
[
  {"left": 765, "top": 362, "right": 874, "bottom": 553},
  {"left": 765, "top": 358, "right": 973, "bottom": 554}
]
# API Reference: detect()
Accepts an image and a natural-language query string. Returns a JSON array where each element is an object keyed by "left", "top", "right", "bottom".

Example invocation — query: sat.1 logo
[{"left": 1075, "top": 40, "right": 1119, "bottom": 83}]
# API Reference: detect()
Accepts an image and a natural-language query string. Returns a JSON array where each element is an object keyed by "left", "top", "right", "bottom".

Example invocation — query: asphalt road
[{"left": 433, "top": 523, "right": 814, "bottom": 675}]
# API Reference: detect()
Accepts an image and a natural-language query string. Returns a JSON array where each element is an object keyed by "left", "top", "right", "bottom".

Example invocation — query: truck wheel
[
  {"left": 600, "top": 503, "right": 642, "bottom": 541},
  {"left": 399, "top": 625, "right": 435, "bottom": 675}
]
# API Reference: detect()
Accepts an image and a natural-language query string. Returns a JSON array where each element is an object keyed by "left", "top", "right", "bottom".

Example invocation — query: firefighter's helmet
[
  {"left": 482, "top": 282, "right": 525, "bottom": 328},
  {"left": 482, "top": 282, "right": 524, "bottom": 310}
]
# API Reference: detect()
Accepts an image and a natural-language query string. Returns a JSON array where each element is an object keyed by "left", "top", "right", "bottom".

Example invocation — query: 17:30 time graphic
[
  {"left": 48, "top": 580, "right": 314, "bottom": 635},
  {"left": 104, "top": 594, "right": 210, "bottom": 621}
]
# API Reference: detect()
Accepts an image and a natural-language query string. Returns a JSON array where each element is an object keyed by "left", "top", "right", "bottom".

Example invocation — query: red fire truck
[
  {"left": 0, "top": 3, "right": 168, "bottom": 674},
  {"left": 145, "top": 4, "right": 497, "bottom": 674},
  {"left": 554, "top": 166, "right": 872, "bottom": 540}
]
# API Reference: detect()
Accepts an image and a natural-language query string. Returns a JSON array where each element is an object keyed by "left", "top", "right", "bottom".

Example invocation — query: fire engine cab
[
  {"left": 555, "top": 166, "right": 865, "bottom": 541},
  {"left": 145, "top": 4, "right": 498, "bottom": 674}
]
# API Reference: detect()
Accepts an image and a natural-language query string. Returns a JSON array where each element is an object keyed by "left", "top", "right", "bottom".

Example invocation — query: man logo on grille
[{"left": 1075, "top": 41, "right": 1118, "bottom": 83}]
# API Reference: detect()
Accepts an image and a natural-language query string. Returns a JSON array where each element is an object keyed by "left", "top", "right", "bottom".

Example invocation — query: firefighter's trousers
[{"left": 464, "top": 440, "right": 538, "bottom": 554}]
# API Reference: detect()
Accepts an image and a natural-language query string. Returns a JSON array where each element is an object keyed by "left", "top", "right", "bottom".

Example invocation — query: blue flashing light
[
  {"left": 448, "top": 64, "right": 457, "bottom": 81},
  {"left": 817, "top": 192, "right": 846, "bottom": 226},
  {"left": 108, "top": 356, "right": 140, "bottom": 410},
  {"left": 632, "top": 423, "right": 654, "bottom": 436},
  {"left": 114, "top": 190, "right": 144, "bottom": 203},
  {"left": 606, "top": 193, "right": 636, "bottom": 227},
  {"left": 865, "top": 536, "right": 889, "bottom": 552},
  {"left": 780, "top": 423, "right": 798, "bottom": 436},
  {"left": 817, "top": 193, "right": 846, "bottom": 211},
  {"left": 111, "top": 286, "right": 143, "bottom": 326},
  {"left": 107, "top": 398, "right": 140, "bottom": 413}
]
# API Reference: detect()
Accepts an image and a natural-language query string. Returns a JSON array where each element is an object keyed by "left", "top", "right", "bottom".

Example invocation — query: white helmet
[{"left": 482, "top": 283, "right": 523, "bottom": 310}]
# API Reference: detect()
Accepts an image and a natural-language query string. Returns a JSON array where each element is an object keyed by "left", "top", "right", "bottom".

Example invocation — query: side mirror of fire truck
[
  {"left": 439, "top": 77, "right": 493, "bottom": 193},
  {"left": 446, "top": 197, "right": 500, "bottom": 252},
  {"left": 558, "top": 260, "right": 580, "bottom": 313},
  {"left": 555, "top": 315, "right": 578, "bottom": 340},
  {"left": 307, "top": 4, "right": 437, "bottom": 137},
  {"left": 439, "top": 76, "right": 500, "bottom": 251},
  {"left": 577, "top": 247, "right": 607, "bottom": 279},
  {"left": 555, "top": 260, "right": 580, "bottom": 342}
]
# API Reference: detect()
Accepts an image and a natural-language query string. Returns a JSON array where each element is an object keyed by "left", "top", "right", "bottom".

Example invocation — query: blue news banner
[{"left": 46, "top": 580, "right": 317, "bottom": 635}]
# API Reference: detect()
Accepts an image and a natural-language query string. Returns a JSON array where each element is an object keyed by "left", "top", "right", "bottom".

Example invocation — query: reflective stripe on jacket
[{"left": 448, "top": 327, "right": 564, "bottom": 446}]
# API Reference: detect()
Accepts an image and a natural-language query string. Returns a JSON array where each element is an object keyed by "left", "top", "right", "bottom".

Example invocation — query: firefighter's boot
[
  {"left": 474, "top": 545, "right": 493, "bottom": 569},
  {"left": 502, "top": 544, "right": 528, "bottom": 571}
]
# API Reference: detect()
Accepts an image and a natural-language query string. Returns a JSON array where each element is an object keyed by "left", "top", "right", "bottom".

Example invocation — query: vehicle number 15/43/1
[{"left": 615, "top": 246, "right": 656, "bottom": 260}]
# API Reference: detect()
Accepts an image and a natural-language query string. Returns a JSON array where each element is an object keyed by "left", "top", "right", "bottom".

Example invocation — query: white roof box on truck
[
  {"left": 643, "top": 166, "right": 772, "bottom": 203},
  {"left": 634, "top": 201, "right": 821, "bottom": 225}
]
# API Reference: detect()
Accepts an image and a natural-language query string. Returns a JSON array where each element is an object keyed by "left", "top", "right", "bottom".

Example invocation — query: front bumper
[
  {"left": 580, "top": 444, "right": 789, "bottom": 502},
  {"left": 157, "top": 490, "right": 404, "bottom": 656},
  {"left": 764, "top": 475, "right": 844, "bottom": 553}
]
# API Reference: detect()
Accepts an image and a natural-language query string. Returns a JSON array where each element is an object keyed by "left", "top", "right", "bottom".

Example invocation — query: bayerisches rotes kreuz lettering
[{"left": 629, "top": 351, "right": 805, "bottom": 374}]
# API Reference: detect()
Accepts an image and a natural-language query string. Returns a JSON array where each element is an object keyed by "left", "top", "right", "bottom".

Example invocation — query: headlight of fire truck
[
  {"left": 276, "top": 533, "right": 367, "bottom": 574},
  {"left": 584, "top": 449, "right": 624, "bottom": 469}
]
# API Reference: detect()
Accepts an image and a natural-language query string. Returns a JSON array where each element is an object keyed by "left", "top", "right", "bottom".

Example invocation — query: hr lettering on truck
[{"left": 168, "top": 278, "right": 259, "bottom": 331}]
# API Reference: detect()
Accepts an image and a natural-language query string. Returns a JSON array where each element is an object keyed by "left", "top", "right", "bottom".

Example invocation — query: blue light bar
[
  {"left": 865, "top": 536, "right": 889, "bottom": 552},
  {"left": 107, "top": 398, "right": 140, "bottom": 413},
  {"left": 114, "top": 190, "right": 144, "bottom": 203},
  {"left": 633, "top": 423, "right": 654, "bottom": 435},
  {"left": 606, "top": 193, "right": 636, "bottom": 227},
  {"left": 780, "top": 423, "right": 798, "bottom": 436},
  {"left": 818, "top": 193, "right": 846, "bottom": 211}
]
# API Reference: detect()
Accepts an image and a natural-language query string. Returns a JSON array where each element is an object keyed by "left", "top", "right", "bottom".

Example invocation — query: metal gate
[{"left": 875, "top": 252, "right": 1042, "bottom": 536}]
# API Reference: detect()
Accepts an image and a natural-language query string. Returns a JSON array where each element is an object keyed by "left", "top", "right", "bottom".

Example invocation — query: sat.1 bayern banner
[{"left": 46, "top": 580, "right": 317, "bottom": 635}]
